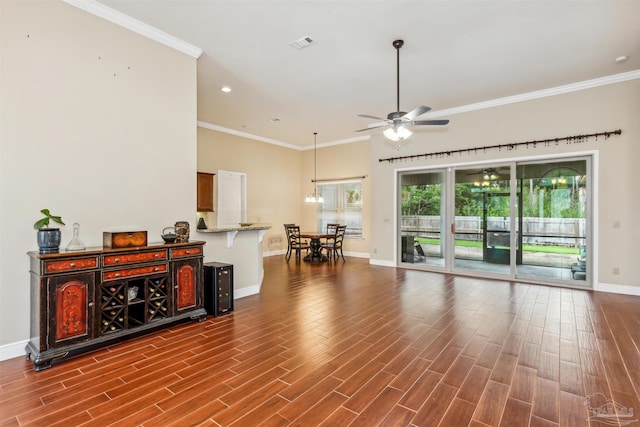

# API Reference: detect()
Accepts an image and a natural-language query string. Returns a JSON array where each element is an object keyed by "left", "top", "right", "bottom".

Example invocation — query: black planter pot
[{"left": 37, "top": 228, "right": 61, "bottom": 254}]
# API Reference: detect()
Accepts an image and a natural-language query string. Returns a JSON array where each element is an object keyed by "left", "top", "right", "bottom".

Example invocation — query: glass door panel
[
  {"left": 515, "top": 159, "right": 589, "bottom": 284},
  {"left": 453, "top": 167, "right": 512, "bottom": 276},
  {"left": 399, "top": 171, "right": 445, "bottom": 267}
]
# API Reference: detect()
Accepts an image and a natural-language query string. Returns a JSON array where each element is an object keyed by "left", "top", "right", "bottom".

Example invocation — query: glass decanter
[{"left": 66, "top": 222, "right": 86, "bottom": 251}]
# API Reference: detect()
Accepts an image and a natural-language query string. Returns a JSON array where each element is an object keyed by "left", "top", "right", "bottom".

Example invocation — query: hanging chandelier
[{"left": 305, "top": 132, "right": 324, "bottom": 203}]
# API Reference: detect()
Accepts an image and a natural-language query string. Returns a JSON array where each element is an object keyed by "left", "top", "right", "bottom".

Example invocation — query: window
[{"left": 317, "top": 180, "right": 362, "bottom": 238}]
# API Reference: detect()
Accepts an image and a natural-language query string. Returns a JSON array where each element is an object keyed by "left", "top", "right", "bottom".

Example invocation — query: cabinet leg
[{"left": 34, "top": 359, "right": 53, "bottom": 372}]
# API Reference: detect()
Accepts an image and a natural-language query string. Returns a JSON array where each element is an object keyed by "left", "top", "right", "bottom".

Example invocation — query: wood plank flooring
[{"left": 2, "top": 256, "right": 640, "bottom": 426}]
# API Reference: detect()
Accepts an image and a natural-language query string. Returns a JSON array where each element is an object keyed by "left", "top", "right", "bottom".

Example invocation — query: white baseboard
[
  {"left": 369, "top": 258, "right": 396, "bottom": 267},
  {"left": 234, "top": 285, "right": 260, "bottom": 299},
  {"left": 594, "top": 282, "right": 640, "bottom": 296},
  {"left": 0, "top": 340, "right": 28, "bottom": 362},
  {"left": 263, "top": 249, "right": 286, "bottom": 257},
  {"left": 234, "top": 268, "right": 263, "bottom": 299},
  {"left": 343, "top": 251, "right": 369, "bottom": 259}
]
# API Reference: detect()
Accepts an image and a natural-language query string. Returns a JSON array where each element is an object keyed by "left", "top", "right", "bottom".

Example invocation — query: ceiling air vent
[{"left": 288, "top": 36, "right": 315, "bottom": 50}]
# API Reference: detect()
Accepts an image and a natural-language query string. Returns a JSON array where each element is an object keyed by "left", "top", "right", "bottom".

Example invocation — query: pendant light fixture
[{"left": 305, "top": 132, "right": 324, "bottom": 203}]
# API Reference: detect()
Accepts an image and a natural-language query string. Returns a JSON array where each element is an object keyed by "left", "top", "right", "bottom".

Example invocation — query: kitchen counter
[
  {"left": 197, "top": 223, "right": 271, "bottom": 233},
  {"left": 195, "top": 224, "right": 271, "bottom": 299}
]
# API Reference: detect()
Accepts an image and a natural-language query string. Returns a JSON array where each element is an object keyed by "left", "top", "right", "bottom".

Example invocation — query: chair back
[
  {"left": 326, "top": 223, "right": 339, "bottom": 235},
  {"left": 288, "top": 225, "right": 304, "bottom": 246},
  {"left": 333, "top": 225, "right": 347, "bottom": 248},
  {"left": 284, "top": 223, "right": 295, "bottom": 240}
]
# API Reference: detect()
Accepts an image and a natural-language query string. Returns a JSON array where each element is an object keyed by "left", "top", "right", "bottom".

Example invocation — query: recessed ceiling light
[
  {"left": 221, "top": 86, "right": 231, "bottom": 93},
  {"left": 614, "top": 55, "right": 628, "bottom": 64}
]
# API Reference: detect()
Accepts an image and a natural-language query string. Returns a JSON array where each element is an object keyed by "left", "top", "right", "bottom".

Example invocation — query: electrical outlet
[
  {"left": 613, "top": 220, "right": 621, "bottom": 229},
  {"left": 613, "top": 267, "right": 620, "bottom": 275}
]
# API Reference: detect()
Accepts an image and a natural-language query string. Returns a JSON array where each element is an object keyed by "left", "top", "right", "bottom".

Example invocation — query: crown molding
[
  {"left": 200, "top": 70, "right": 639, "bottom": 149},
  {"left": 197, "top": 121, "right": 302, "bottom": 150},
  {"left": 197, "top": 121, "right": 370, "bottom": 150},
  {"left": 425, "top": 70, "right": 640, "bottom": 118},
  {"left": 62, "top": 0, "right": 203, "bottom": 58}
]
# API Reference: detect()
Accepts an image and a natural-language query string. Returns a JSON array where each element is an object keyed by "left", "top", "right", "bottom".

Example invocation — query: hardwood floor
[{"left": 2, "top": 256, "right": 640, "bottom": 426}]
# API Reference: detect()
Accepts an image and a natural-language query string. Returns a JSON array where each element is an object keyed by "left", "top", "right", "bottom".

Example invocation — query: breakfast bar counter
[{"left": 196, "top": 224, "right": 271, "bottom": 299}]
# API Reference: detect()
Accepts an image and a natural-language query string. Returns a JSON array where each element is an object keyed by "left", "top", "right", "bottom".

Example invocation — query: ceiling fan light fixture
[
  {"left": 355, "top": 39, "right": 449, "bottom": 145},
  {"left": 383, "top": 125, "right": 412, "bottom": 142},
  {"left": 482, "top": 169, "right": 499, "bottom": 181}
]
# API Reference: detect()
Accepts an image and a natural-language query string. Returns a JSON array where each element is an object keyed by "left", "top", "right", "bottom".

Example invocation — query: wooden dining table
[{"left": 300, "top": 232, "right": 332, "bottom": 262}]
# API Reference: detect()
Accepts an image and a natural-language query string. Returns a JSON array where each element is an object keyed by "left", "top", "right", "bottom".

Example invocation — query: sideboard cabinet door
[
  {"left": 173, "top": 258, "right": 203, "bottom": 315},
  {"left": 47, "top": 272, "right": 95, "bottom": 348}
]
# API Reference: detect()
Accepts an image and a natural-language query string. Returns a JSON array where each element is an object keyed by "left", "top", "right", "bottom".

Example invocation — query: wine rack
[
  {"left": 98, "top": 274, "right": 170, "bottom": 333},
  {"left": 147, "top": 276, "right": 169, "bottom": 321},
  {"left": 100, "top": 283, "right": 126, "bottom": 334}
]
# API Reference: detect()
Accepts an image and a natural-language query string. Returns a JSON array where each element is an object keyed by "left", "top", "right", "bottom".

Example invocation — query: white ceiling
[{"left": 92, "top": 0, "right": 640, "bottom": 148}]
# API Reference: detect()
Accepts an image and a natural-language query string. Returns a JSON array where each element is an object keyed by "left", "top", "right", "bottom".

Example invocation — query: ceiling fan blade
[
  {"left": 358, "top": 114, "right": 386, "bottom": 121},
  {"left": 402, "top": 105, "right": 431, "bottom": 121},
  {"left": 355, "top": 123, "right": 390, "bottom": 132},
  {"left": 413, "top": 119, "right": 450, "bottom": 126}
]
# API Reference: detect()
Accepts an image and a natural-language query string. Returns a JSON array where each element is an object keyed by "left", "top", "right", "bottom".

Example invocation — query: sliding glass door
[
  {"left": 453, "top": 165, "right": 513, "bottom": 276},
  {"left": 399, "top": 170, "right": 446, "bottom": 268},
  {"left": 397, "top": 156, "right": 591, "bottom": 287},
  {"left": 515, "top": 159, "right": 589, "bottom": 282}
]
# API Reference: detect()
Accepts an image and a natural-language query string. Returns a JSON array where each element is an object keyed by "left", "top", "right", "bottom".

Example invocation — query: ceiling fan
[{"left": 355, "top": 39, "right": 449, "bottom": 143}]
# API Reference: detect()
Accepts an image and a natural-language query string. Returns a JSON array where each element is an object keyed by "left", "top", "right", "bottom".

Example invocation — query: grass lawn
[{"left": 415, "top": 237, "right": 579, "bottom": 255}]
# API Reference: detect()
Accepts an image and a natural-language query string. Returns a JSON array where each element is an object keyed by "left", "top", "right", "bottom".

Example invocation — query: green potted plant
[{"left": 34, "top": 209, "right": 65, "bottom": 253}]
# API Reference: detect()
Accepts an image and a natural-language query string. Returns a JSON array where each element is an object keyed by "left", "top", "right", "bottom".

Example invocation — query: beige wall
[
  {"left": 0, "top": 1, "right": 198, "bottom": 349},
  {"left": 197, "top": 128, "right": 304, "bottom": 254},
  {"left": 197, "top": 129, "right": 372, "bottom": 256},
  {"left": 370, "top": 79, "right": 640, "bottom": 288}
]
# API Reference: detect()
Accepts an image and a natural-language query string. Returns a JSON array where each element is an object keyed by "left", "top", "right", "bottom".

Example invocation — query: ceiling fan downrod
[{"left": 392, "top": 39, "right": 404, "bottom": 117}]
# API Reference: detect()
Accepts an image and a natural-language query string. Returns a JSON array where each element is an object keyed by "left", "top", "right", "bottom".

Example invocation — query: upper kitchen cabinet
[{"left": 197, "top": 172, "right": 215, "bottom": 212}]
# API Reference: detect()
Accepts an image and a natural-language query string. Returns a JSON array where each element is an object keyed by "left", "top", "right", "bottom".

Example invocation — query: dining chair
[
  {"left": 324, "top": 223, "right": 339, "bottom": 244},
  {"left": 321, "top": 225, "right": 347, "bottom": 262},
  {"left": 286, "top": 225, "right": 310, "bottom": 262},
  {"left": 283, "top": 223, "right": 295, "bottom": 260}
]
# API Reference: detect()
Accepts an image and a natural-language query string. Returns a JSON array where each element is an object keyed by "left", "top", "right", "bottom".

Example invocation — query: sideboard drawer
[
  {"left": 103, "top": 250, "right": 167, "bottom": 266},
  {"left": 102, "top": 263, "right": 168, "bottom": 281},
  {"left": 170, "top": 246, "right": 202, "bottom": 258},
  {"left": 44, "top": 257, "right": 99, "bottom": 274}
]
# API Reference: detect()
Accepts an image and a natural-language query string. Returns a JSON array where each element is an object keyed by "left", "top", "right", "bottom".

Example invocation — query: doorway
[{"left": 398, "top": 156, "right": 591, "bottom": 287}]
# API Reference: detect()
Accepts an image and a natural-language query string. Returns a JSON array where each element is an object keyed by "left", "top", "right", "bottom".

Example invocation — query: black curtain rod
[{"left": 378, "top": 129, "right": 622, "bottom": 164}]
